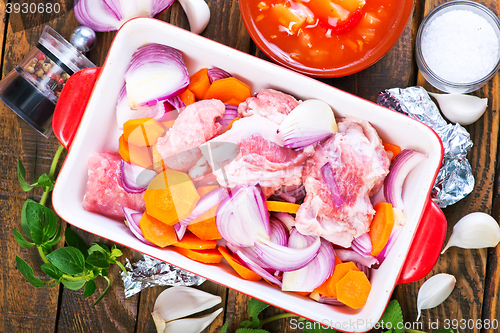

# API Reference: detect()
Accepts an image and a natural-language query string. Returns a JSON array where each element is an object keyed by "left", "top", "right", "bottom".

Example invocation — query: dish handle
[
  {"left": 397, "top": 199, "right": 447, "bottom": 284},
  {"left": 52, "top": 67, "right": 101, "bottom": 150}
]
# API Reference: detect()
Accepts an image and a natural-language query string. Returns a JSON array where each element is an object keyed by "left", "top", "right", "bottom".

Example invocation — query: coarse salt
[{"left": 421, "top": 9, "right": 499, "bottom": 83}]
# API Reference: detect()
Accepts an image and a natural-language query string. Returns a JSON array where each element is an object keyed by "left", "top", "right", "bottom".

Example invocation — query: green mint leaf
[
  {"left": 23, "top": 200, "right": 57, "bottom": 245},
  {"left": 101, "top": 269, "right": 108, "bottom": 277},
  {"left": 110, "top": 246, "right": 123, "bottom": 259},
  {"left": 20, "top": 199, "right": 34, "bottom": 241},
  {"left": 92, "top": 276, "right": 111, "bottom": 306},
  {"left": 240, "top": 320, "right": 253, "bottom": 328},
  {"left": 42, "top": 208, "right": 58, "bottom": 242},
  {"left": 16, "top": 256, "right": 45, "bottom": 287},
  {"left": 303, "top": 320, "right": 340, "bottom": 332},
  {"left": 221, "top": 322, "right": 229, "bottom": 333},
  {"left": 36, "top": 173, "right": 54, "bottom": 189},
  {"left": 46, "top": 222, "right": 61, "bottom": 247},
  {"left": 235, "top": 329, "right": 270, "bottom": 333},
  {"left": 41, "top": 243, "right": 53, "bottom": 255},
  {"left": 86, "top": 251, "right": 110, "bottom": 269},
  {"left": 61, "top": 279, "right": 86, "bottom": 291},
  {"left": 17, "top": 159, "right": 37, "bottom": 191},
  {"left": 41, "top": 263, "right": 63, "bottom": 280},
  {"left": 89, "top": 242, "right": 110, "bottom": 254},
  {"left": 248, "top": 298, "right": 270, "bottom": 328},
  {"left": 13, "top": 229, "right": 35, "bottom": 248},
  {"left": 46, "top": 247, "right": 86, "bottom": 275},
  {"left": 84, "top": 280, "right": 97, "bottom": 297},
  {"left": 64, "top": 228, "right": 89, "bottom": 259},
  {"left": 379, "top": 300, "right": 404, "bottom": 333}
]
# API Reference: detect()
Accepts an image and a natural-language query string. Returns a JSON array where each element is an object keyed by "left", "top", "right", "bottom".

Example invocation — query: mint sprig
[{"left": 14, "top": 145, "right": 127, "bottom": 306}]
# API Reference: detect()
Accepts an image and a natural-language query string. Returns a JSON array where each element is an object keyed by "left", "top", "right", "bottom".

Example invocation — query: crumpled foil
[
  {"left": 377, "top": 86, "right": 474, "bottom": 208},
  {"left": 121, "top": 255, "right": 206, "bottom": 297}
]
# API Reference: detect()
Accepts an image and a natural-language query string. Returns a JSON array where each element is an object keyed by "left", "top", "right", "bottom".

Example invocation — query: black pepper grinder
[{"left": 0, "top": 25, "right": 96, "bottom": 137}]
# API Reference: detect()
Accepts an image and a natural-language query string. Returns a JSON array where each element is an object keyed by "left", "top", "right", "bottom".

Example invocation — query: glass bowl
[{"left": 415, "top": 1, "right": 500, "bottom": 93}]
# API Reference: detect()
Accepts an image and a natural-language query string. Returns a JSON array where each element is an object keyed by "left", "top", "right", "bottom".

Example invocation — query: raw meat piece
[
  {"left": 156, "top": 99, "right": 225, "bottom": 172},
  {"left": 238, "top": 89, "right": 299, "bottom": 124},
  {"left": 83, "top": 151, "right": 145, "bottom": 220},
  {"left": 203, "top": 115, "right": 314, "bottom": 197},
  {"left": 295, "top": 115, "right": 390, "bottom": 247}
]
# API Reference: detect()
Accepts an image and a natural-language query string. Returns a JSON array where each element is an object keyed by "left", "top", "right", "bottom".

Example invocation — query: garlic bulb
[
  {"left": 429, "top": 92, "right": 488, "bottom": 126},
  {"left": 152, "top": 286, "right": 222, "bottom": 333},
  {"left": 178, "top": 0, "right": 211, "bottom": 34},
  {"left": 278, "top": 99, "right": 338, "bottom": 150},
  {"left": 441, "top": 212, "right": 500, "bottom": 254},
  {"left": 417, "top": 273, "right": 456, "bottom": 321}
]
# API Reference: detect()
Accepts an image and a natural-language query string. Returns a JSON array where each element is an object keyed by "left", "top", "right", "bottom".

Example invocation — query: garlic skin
[
  {"left": 278, "top": 99, "right": 338, "bottom": 150},
  {"left": 441, "top": 212, "right": 500, "bottom": 254},
  {"left": 152, "top": 286, "right": 222, "bottom": 333},
  {"left": 429, "top": 92, "right": 488, "bottom": 126},
  {"left": 178, "top": 0, "right": 211, "bottom": 34},
  {"left": 417, "top": 273, "right": 456, "bottom": 321}
]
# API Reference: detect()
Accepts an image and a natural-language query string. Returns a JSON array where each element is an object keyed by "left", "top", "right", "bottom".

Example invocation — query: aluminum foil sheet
[
  {"left": 121, "top": 255, "right": 206, "bottom": 297},
  {"left": 377, "top": 86, "right": 474, "bottom": 208}
]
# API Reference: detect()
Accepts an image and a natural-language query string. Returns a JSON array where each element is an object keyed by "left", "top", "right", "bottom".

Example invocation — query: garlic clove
[
  {"left": 178, "top": 0, "right": 211, "bottom": 35},
  {"left": 417, "top": 273, "right": 456, "bottom": 321},
  {"left": 429, "top": 92, "right": 488, "bottom": 126},
  {"left": 441, "top": 212, "right": 500, "bottom": 254},
  {"left": 164, "top": 308, "right": 223, "bottom": 333},
  {"left": 152, "top": 286, "right": 222, "bottom": 323}
]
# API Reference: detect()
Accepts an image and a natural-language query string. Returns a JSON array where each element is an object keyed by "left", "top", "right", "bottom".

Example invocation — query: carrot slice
[
  {"left": 314, "top": 261, "right": 359, "bottom": 297},
  {"left": 179, "top": 88, "right": 196, "bottom": 106},
  {"left": 187, "top": 205, "right": 222, "bottom": 240},
  {"left": 144, "top": 169, "right": 200, "bottom": 225},
  {"left": 336, "top": 270, "right": 371, "bottom": 309},
  {"left": 160, "top": 120, "right": 176, "bottom": 129},
  {"left": 203, "top": 77, "right": 252, "bottom": 105},
  {"left": 173, "top": 231, "right": 217, "bottom": 249},
  {"left": 139, "top": 212, "right": 178, "bottom": 247},
  {"left": 123, "top": 118, "right": 165, "bottom": 147},
  {"left": 188, "top": 68, "right": 211, "bottom": 100},
  {"left": 382, "top": 142, "right": 402, "bottom": 161},
  {"left": 119, "top": 135, "right": 154, "bottom": 169},
  {"left": 369, "top": 202, "right": 394, "bottom": 256},
  {"left": 266, "top": 201, "right": 300, "bottom": 214},
  {"left": 175, "top": 247, "right": 222, "bottom": 264},
  {"left": 218, "top": 246, "right": 262, "bottom": 281},
  {"left": 196, "top": 185, "right": 220, "bottom": 197}
]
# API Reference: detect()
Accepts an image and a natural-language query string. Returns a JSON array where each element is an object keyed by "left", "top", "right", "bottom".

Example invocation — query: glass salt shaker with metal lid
[{"left": 0, "top": 25, "right": 96, "bottom": 137}]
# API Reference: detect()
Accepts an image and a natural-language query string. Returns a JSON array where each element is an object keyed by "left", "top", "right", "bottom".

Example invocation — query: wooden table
[{"left": 0, "top": 0, "right": 498, "bottom": 332}]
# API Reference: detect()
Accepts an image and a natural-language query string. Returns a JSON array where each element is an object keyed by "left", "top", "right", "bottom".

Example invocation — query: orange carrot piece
[
  {"left": 369, "top": 202, "right": 394, "bottom": 256},
  {"left": 294, "top": 291, "right": 311, "bottom": 297},
  {"left": 219, "top": 246, "right": 262, "bottom": 281},
  {"left": 203, "top": 77, "right": 252, "bottom": 105},
  {"left": 139, "top": 212, "right": 178, "bottom": 247},
  {"left": 151, "top": 145, "right": 166, "bottom": 173},
  {"left": 266, "top": 201, "right": 300, "bottom": 214},
  {"left": 225, "top": 98, "right": 243, "bottom": 106},
  {"left": 196, "top": 185, "right": 220, "bottom": 197},
  {"left": 382, "top": 142, "right": 401, "bottom": 161},
  {"left": 336, "top": 270, "right": 371, "bottom": 309},
  {"left": 119, "top": 135, "right": 154, "bottom": 169},
  {"left": 123, "top": 118, "right": 165, "bottom": 147},
  {"left": 187, "top": 205, "right": 222, "bottom": 240},
  {"left": 188, "top": 68, "right": 211, "bottom": 100},
  {"left": 161, "top": 120, "right": 176, "bottom": 129},
  {"left": 335, "top": 256, "right": 343, "bottom": 266},
  {"left": 179, "top": 88, "right": 196, "bottom": 106},
  {"left": 144, "top": 169, "right": 200, "bottom": 225},
  {"left": 314, "top": 261, "right": 359, "bottom": 297},
  {"left": 175, "top": 247, "right": 222, "bottom": 264},
  {"left": 173, "top": 231, "right": 217, "bottom": 250}
]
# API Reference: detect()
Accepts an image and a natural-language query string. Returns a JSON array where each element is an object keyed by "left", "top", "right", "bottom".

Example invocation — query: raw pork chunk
[
  {"left": 295, "top": 116, "right": 390, "bottom": 247},
  {"left": 156, "top": 99, "right": 225, "bottom": 172},
  {"left": 204, "top": 115, "right": 314, "bottom": 197},
  {"left": 83, "top": 151, "right": 145, "bottom": 220},
  {"left": 238, "top": 89, "right": 299, "bottom": 124}
]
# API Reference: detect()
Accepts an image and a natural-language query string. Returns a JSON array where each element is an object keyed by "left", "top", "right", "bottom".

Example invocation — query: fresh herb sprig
[{"left": 14, "top": 145, "right": 127, "bottom": 306}]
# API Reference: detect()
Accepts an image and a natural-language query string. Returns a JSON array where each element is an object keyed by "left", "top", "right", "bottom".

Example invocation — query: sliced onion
[
  {"left": 253, "top": 235, "right": 320, "bottom": 272},
  {"left": 310, "top": 292, "right": 344, "bottom": 306},
  {"left": 163, "top": 95, "right": 186, "bottom": 114},
  {"left": 376, "top": 212, "right": 405, "bottom": 263},
  {"left": 216, "top": 185, "right": 270, "bottom": 247},
  {"left": 228, "top": 243, "right": 273, "bottom": 270},
  {"left": 174, "top": 223, "right": 187, "bottom": 240},
  {"left": 123, "top": 207, "right": 155, "bottom": 246},
  {"left": 269, "top": 217, "right": 289, "bottom": 247},
  {"left": 125, "top": 43, "right": 190, "bottom": 109},
  {"left": 351, "top": 232, "right": 373, "bottom": 256},
  {"left": 354, "top": 262, "right": 371, "bottom": 280},
  {"left": 207, "top": 67, "right": 232, "bottom": 83},
  {"left": 384, "top": 149, "right": 427, "bottom": 210},
  {"left": 234, "top": 250, "right": 282, "bottom": 287},
  {"left": 120, "top": 160, "right": 158, "bottom": 193},
  {"left": 282, "top": 232, "right": 335, "bottom": 292},
  {"left": 116, "top": 85, "right": 166, "bottom": 129},
  {"left": 216, "top": 104, "right": 238, "bottom": 131},
  {"left": 321, "top": 163, "right": 343, "bottom": 208},
  {"left": 270, "top": 184, "right": 306, "bottom": 204},
  {"left": 180, "top": 188, "right": 229, "bottom": 225},
  {"left": 335, "top": 248, "right": 378, "bottom": 268}
]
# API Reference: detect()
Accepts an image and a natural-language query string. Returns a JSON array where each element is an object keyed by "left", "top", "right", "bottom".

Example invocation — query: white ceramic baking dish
[{"left": 51, "top": 18, "right": 445, "bottom": 332}]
